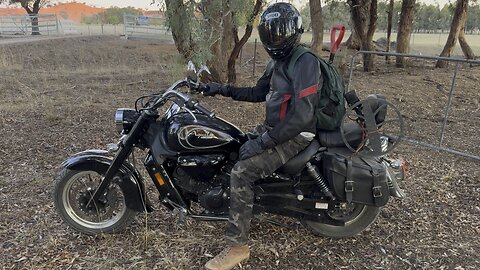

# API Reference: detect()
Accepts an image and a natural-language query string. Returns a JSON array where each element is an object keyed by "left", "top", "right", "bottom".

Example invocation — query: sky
[{"left": 49, "top": 0, "right": 453, "bottom": 11}]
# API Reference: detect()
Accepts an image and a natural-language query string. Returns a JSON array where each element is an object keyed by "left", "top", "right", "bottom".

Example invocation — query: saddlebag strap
[
  {"left": 345, "top": 158, "right": 354, "bottom": 203},
  {"left": 362, "top": 157, "right": 383, "bottom": 205}
]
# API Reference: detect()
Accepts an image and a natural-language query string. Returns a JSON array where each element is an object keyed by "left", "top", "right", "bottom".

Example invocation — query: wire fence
[{"left": 347, "top": 51, "right": 480, "bottom": 161}]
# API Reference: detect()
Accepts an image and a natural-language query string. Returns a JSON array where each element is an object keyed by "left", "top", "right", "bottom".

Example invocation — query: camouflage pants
[{"left": 225, "top": 134, "right": 312, "bottom": 245}]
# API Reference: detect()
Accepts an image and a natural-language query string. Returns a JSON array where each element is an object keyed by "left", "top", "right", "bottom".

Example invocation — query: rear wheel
[
  {"left": 54, "top": 168, "right": 136, "bottom": 235},
  {"left": 302, "top": 202, "right": 380, "bottom": 238}
]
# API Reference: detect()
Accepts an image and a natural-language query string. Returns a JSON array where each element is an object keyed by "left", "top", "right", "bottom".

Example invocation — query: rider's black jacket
[{"left": 225, "top": 48, "right": 322, "bottom": 145}]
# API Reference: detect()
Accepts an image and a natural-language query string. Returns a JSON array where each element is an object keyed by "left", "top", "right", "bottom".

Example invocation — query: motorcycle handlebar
[
  {"left": 151, "top": 79, "right": 214, "bottom": 118},
  {"left": 194, "top": 102, "right": 215, "bottom": 118}
]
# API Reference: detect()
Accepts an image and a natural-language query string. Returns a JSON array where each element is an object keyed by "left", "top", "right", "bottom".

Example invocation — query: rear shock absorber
[{"left": 306, "top": 162, "right": 335, "bottom": 200}]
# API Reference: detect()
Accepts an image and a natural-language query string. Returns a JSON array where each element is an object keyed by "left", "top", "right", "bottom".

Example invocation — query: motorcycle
[{"left": 54, "top": 64, "right": 406, "bottom": 238}]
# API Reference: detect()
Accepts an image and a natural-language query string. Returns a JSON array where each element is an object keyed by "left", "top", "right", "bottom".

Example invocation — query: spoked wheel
[
  {"left": 302, "top": 202, "right": 380, "bottom": 238},
  {"left": 54, "top": 168, "right": 136, "bottom": 235}
]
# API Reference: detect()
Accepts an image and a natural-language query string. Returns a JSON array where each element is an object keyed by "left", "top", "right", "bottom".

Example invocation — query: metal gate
[
  {"left": 123, "top": 14, "right": 168, "bottom": 40},
  {"left": 0, "top": 14, "right": 59, "bottom": 35},
  {"left": 347, "top": 51, "right": 480, "bottom": 161}
]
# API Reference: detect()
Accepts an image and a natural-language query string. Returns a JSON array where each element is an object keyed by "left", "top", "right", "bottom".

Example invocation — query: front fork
[{"left": 87, "top": 113, "right": 150, "bottom": 206}]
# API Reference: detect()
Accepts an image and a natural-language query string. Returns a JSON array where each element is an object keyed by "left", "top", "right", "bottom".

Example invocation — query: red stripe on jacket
[
  {"left": 279, "top": 94, "right": 292, "bottom": 121},
  {"left": 298, "top": 84, "right": 318, "bottom": 98}
]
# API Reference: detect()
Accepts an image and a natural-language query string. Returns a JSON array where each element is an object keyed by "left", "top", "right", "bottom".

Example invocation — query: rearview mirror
[
  {"left": 198, "top": 64, "right": 211, "bottom": 77},
  {"left": 186, "top": 61, "right": 197, "bottom": 82}
]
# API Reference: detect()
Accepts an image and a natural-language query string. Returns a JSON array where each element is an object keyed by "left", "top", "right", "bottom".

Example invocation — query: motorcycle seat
[
  {"left": 276, "top": 139, "right": 321, "bottom": 175},
  {"left": 318, "top": 122, "right": 363, "bottom": 148}
]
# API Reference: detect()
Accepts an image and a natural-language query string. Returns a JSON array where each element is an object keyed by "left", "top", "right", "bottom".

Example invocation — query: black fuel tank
[{"left": 166, "top": 111, "right": 245, "bottom": 153}]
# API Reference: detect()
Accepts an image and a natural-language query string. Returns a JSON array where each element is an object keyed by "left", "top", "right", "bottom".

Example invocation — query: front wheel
[
  {"left": 54, "top": 168, "right": 136, "bottom": 235},
  {"left": 302, "top": 202, "right": 380, "bottom": 238}
]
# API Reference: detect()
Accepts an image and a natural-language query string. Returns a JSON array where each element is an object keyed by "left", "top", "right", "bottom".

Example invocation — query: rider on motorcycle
[{"left": 203, "top": 3, "right": 323, "bottom": 270}]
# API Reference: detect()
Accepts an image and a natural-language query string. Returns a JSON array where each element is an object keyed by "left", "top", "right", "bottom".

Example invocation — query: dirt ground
[{"left": 0, "top": 36, "right": 479, "bottom": 269}]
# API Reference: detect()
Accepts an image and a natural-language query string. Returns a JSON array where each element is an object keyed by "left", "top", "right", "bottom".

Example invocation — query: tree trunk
[
  {"left": 349, "top": 0, "right": 377, "bottom": 71},
  {"left": 20, "top": 0, "right": 42, "bottom": 35},
  {"left": 458, "top": 6, "right": 475, "bottom": 60},
  {"left": 436, "top": 0, "right": 468, "bottom": 68},
  {"left": 204, "top": 1, "right": 236, "bottom": 82},
  {"left": 346, "top": 31, "right": 361, "bottom": 50},
  {"left": 309, "top": 0, "right": 324, "bottom": 55},
  {"left": 396, "top": 0, "right": 416, "bottom": 67},
  {"left": 365, "top": 0, "right": 377, "bottom": 70},
  {"left": 386, "top": 0, "right": 394, "bottom": 62},
  {"left": 227, "top": 0, "right": 263, "bottom": 84},
  {"left": 164, "top": 0, "right": 194, "bottom": 60}
]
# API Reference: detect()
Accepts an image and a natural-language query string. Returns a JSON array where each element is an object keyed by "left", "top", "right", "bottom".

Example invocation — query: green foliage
[
  {"left": 300, "top": 3, "right": 311, "bottom": 31},
  {"left": 300, "top": 1, "right": 350, "bottom": 31},
  {"left": 164, "top": 0, "right": 260, "bottom": 65},
  {"left": 376, "top": 0, "right": 402, "bottom": 31},
  {"left": 466, "top": 3, "right": 480, "bottom": 33},
  {"left": 81, "top": 7, "right": 142, "bottom": 25},
  {"left": 300, "top": 1, "right": 480, "bottom": 33}
]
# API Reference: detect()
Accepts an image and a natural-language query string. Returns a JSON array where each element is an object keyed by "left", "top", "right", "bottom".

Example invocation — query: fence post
[
  {"left": 438, "top": 63, "right": 459, "bottom": 147},
  {"left": 253, "top": 38, "right": 257, "bottom": 77},
  {"left": 55, "top": 14, "right": 59, "bottom": 34},
  {"left": 123, "top": 13, "right": 128, "bottom": 39}
]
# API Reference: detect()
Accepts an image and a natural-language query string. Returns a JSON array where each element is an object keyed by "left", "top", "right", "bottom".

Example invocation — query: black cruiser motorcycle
[{"left": 54, "top": 64, "right": 406, "bottom": 238}]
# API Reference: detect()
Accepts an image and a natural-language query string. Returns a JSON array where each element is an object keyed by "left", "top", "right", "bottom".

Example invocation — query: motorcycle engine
[{"left": 172, "top": 155, "right": 231, "bottom": 214}]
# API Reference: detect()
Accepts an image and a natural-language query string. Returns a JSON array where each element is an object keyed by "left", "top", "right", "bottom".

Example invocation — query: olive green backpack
[{"left": 268, "top": 46, "right": 346, "bottom": 131}]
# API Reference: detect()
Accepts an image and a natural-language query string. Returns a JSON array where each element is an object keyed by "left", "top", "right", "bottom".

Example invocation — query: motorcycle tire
[
  {"left": 301, "top": 204, "right": 380, "bottom": 238},
  {"left": 54, "top": 167, "right": 136, "bottom": 235}
]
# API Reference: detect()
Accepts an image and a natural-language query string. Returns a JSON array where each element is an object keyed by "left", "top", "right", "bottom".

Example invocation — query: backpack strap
[
  {"left": 265, "top": 59, "right": 275, "bottom": 77},
  {"left": 286, "top": 46, "right": 313, "bottom": 82}
]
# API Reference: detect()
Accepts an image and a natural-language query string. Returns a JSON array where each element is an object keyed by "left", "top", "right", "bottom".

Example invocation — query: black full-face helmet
[{"left": 258, "top": 2, "right": 304, "bottom": 60}]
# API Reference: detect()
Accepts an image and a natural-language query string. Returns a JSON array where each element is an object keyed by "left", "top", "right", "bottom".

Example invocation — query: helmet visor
[{"left": 258, "top": 17, "right": 301, "bottom": 49}]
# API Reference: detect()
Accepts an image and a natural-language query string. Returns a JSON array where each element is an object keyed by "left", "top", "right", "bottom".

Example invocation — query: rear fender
[{"left": 61, "top": 150, "right": 153, "bottom": 212}]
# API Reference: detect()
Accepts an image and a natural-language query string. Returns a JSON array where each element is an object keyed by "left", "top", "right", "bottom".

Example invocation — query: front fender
[{"left": 61, "top": 150, "right": 153, "bottom": 212}]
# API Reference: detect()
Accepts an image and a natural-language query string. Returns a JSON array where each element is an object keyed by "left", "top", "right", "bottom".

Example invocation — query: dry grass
[{"left": 0, "top": 36, "right": 479, "bottom": 269}]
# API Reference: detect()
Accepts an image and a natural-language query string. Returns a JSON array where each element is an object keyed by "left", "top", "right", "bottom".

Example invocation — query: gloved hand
[
  {"left": 203, "top": 82, "right": 230, "bottom": 97},
  {"left": 239, "top": 132, "right": 276, "bottom": 160}
]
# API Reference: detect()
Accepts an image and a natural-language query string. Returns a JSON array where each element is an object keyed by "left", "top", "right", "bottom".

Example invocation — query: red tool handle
[{"left": 330, "top": 23, "right": 346, "bottom": 54}]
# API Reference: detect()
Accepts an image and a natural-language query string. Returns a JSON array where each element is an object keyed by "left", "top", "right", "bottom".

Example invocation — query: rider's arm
[
  {"left": 268, "top": 54, "right": 322, "bottom": 145},
  {"left": 223, "top": 70, "right": 271, "bottom": 102}
]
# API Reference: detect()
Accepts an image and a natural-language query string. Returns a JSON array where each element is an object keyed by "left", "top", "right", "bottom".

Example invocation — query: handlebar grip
[
  {"left": 195, "top": 103, "right": 215, "bottom": 118},
  {"left": 198, "top": 83, "right": 209, "bottom": 93}
]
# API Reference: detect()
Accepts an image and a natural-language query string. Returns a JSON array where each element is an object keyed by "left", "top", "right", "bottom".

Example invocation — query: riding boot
[{"left": 204, "top": 245, "right": 250, "bottom": 270}]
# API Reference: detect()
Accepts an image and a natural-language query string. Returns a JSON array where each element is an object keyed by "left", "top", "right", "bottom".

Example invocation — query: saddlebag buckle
[
  {"left": 372, "top": 186, "right": 383, "bottom": 198},
  {"left": 345, "top": 180, "right": 354, "bottom": 193}
]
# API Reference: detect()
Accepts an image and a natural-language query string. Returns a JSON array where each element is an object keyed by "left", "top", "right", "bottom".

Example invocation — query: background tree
[
  {"left": 309, "top": 0, "right": 324, "bottom": 55},
  {"left": 436, "top": 0, "right": 473, "bottom": 68},
  {"left": 160, "top": 0, "right": 263, "bottom": 83},
  {"left": 348, "top": 0, "right": 378, "bottom": 71},
  {"left": 385, "top": 0, "right": 394, "bottom": 62},
  {"left": 227, "top": 0, "right": 263, "bottom": 83},
  {"left": 465, "top": 3, "right": 480, "bottom": 33},
  {"left": 396, "top": 0, "right": 416, "bottom": 67},
  {"left": 0, "top": 0, "right": 50, "bottom": 35},
  {"left": 81, "top": 7, "right": 142, "bottom": 25}
]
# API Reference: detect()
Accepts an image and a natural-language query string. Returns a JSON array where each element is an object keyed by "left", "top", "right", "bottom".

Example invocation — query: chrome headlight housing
[{"left": 115, "top": 108, "right": 140, "bottom": 134}]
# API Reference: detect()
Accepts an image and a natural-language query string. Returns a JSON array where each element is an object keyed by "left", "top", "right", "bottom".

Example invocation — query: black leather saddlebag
[{"left": 322, "top": 152, "right": 389, "bottom": 207}]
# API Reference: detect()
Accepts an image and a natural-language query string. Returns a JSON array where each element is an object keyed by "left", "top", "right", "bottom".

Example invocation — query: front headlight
[{"left": 115, "top": 108, "right": 139, "bottom": 134}]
